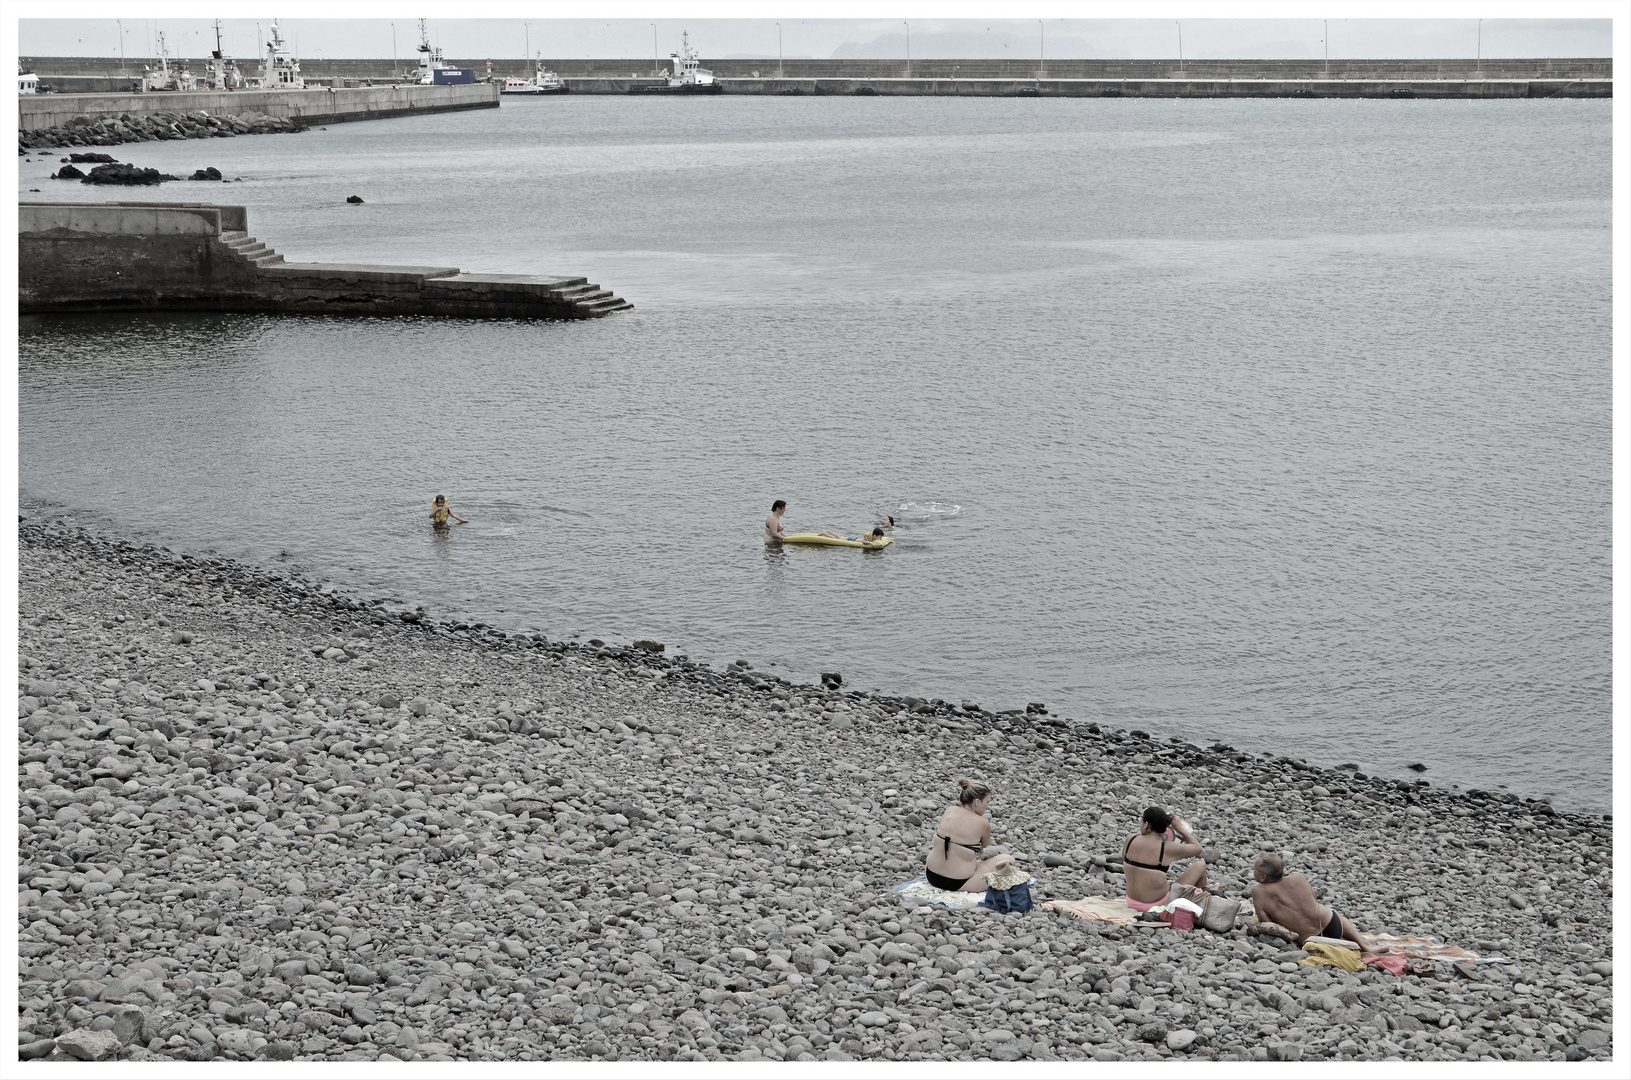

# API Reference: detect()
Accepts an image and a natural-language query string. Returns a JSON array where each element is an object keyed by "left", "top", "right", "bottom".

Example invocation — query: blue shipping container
[{"left": 432, "top": 68, "right": 475, "bottom": 85}]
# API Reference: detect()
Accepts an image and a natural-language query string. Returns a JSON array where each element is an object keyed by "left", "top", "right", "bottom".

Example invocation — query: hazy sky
[{"left": 16, "top": 11, "right": 1615, "bottom": 63}]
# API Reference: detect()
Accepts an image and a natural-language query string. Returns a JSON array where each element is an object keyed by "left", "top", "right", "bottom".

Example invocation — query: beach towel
[
  {"left": 891, "top": 877, "right": 989, "bottom": 909},
  {"left": 1371, "top": 933, "right": 1511, "bottom": 965},
  {"left": 1362, "top": 954, "right": 1409, "bottom": 977},
  {"left": 1300, "top": 941, "right": 1367, "bottom": 972},
  {"left": 1041, "top": 895, "right": 1140, "bottom": 926}
]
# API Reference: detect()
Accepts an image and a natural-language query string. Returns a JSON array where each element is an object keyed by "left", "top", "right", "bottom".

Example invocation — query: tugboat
[
  {"left": 204, "top": 19, "right": 249, "bottom": 90},
  {"left": 503, "top": 53, "right": 568, "bottom": 95},
  {"left": 258, "top": 21, "right": 303, "bottom": 89},
  {"left": 628, "top": 32, "right": 721, "bottom": 94},
  {"left": 140, "top": 33, "right": 199, "bottom": 92},
  {"left": 415, "top": 19, "right": 473, "bottom": 85}
]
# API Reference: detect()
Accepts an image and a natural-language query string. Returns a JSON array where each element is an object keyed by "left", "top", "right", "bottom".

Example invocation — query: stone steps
[{"left": 219, "top": 230, "right": 285, "bottom": 266}]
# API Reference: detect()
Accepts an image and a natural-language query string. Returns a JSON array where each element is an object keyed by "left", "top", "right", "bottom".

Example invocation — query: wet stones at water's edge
[{"left": 14, "top": 505, "right": 1613, "bottom": 1062}]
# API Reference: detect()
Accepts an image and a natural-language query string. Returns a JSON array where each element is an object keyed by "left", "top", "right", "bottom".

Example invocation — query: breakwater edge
[{"left": 15, "top": 503, "right": 1613, "bottom": 1063}]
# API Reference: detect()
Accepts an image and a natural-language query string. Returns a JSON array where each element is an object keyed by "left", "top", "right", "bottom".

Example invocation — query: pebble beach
[{"left": 14, "top": 506, "right": 1615, "bottom": 1063}]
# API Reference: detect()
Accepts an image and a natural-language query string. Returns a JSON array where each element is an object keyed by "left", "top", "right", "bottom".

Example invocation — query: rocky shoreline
[
  {"left": 15, "top": 508, "right": 1614, "bottom": 1062},
  {"left": 18, "top": 109, "right": 305, "bottom": 154}
]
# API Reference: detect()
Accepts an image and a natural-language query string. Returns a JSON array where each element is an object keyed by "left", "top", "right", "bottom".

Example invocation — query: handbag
[
  {"left": 980, "top": 883, "right": 1034, "bottom": 914},
  {"left": 1166, "top": 883, "right": 1243, "bottom": 933}
]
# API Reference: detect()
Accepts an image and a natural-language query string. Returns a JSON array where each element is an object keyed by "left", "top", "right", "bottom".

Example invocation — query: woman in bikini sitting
[
  {"left": 1122, "top": 805, "right": 1207, "bottom": 913},
  {"left": 923, "top": 778, "right": 1007, "bottom": 893}
]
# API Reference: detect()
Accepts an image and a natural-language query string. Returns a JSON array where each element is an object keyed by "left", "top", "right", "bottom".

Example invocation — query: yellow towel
[
  {"left": 1042, "top": 896, "right": 1139, "bottom": 925},
  {"left": 1300, "top": 940, "right": 1366, "bottom": 972}
]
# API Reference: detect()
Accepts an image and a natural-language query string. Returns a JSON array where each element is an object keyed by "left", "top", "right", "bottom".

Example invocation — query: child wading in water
[{"left": 429, "top": 495, "right": 468, "bottom": 528}]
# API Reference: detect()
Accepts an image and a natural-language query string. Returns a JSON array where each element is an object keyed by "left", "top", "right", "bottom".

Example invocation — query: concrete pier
[
  {"left": 18, "top": 83, "right": 500, "bottom": 133},
  {"left": 19, "top": 202, "right": 630, "bottom": 319},
  {"left": 20, "top": 55, "right": 1611, "bottom": 98}
]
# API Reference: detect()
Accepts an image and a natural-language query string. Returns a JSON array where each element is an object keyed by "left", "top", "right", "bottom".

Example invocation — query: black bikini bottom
[{"left": 925, "top": 867, "right": 971, "bottom": 892}]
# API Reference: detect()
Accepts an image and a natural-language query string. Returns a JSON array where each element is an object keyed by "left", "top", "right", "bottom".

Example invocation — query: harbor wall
[
  {"left": 19, "top": 203, "right": 261, "bottom": 309},
  {"left": 17, "top": 83, "right": 500, "bottom": 133},
  {"left": 21, "top": 55, "right": 1612, "bottom": 82},
  {"left": 555, "top": 76, "right": 1608, "bottom": 99},
  {"left": 19, "top": 202, "right": 630, "bottom": 319}
]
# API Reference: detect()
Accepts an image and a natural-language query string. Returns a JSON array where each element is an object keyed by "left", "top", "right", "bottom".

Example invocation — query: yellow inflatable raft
[{"left": 782, "top": 533, "right": 893, "bottom": 550}]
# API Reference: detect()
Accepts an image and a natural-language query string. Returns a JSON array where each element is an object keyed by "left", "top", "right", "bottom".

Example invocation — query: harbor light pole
[
  {"left": 651, "top": 23, "right": 658, "bottom": 75},
  {"left": 777, "top": 22, "right": 782, "bottom": 80},
  {"left": 904, "top": 22, "right": 910, "bottom": 77},
  {"left": 524, "top": 22, "right": 530, "bottom": 63},
  {"left": 1476, "top": 18, "right": 1482, "bottom": 75},
  {"left": 116, "top": 19, "right": 125, "bottom": 75},
  {"left": 391, "top": 23, "right": 397, "bottom": 78},
  {"left": 1323, "top": 20, "right": 1328, "bottom": 78},
  {"left": 1176, "top": 21, "right": 1183, "bottom": 77}
]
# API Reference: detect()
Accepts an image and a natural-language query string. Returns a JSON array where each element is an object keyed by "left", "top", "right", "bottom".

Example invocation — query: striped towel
[
  {"left": 1041, "top": 895, "right": 1140, "bottom": 925},
  {"left": 890, "top": 877, "right": 988, "bottom": 909},
  {"left": 1372, "top": 933, "right": 1511, "bottom": 965}
]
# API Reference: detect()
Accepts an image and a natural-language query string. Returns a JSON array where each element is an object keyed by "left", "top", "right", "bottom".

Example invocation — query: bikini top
[
  {"left": 938, "top": 834, "right": 984, "bottom": 858},
  {"left": 1122, "top": 835, "right": 1169, "bottom": 872}
]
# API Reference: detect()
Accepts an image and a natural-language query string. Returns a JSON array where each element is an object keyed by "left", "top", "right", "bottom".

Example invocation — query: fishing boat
[
  {"left": 204, "top": 19, "right": 249, "bottom": 90},
  {"left": 503, "top": 54, "right": 568, "bottom": 95},
  {"left": 18, "top": 65, "right": 39, "bottom": 95},
  {"left": 257, "top": 21, "right": 303, "bottom": 89},
  {"left": 628, "top": 32, "right": 721, "bottom": 94},
  {"left": 141, "top": 33, "right": 199, "bottom": 92}
]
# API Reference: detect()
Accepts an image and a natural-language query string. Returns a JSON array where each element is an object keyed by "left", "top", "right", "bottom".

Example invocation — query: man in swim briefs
[
  {"left": 1249, "top": 853, "right": 1381, "bottom": 953},
  {"left": 765, "top": 500, "right": 788, "bottom": 544}
]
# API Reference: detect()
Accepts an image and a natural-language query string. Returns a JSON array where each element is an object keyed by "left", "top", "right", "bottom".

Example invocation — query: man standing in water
[{"left": 764, "top": 500, "right": 788, "bottom": 544}]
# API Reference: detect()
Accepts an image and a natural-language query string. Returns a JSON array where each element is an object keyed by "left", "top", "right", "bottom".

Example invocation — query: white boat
[
  {"left": 503, "top": 54, "right": 568, "bottom": 95},
  {"left": 204, "top": 19, "right": 249, "bottom": 90},
  {"left": 141, "top": 33, "right": 199, "bottom": 93},
  {"left": 414, "top": 19, "right": 472, "bottom": 85},
  {"left": 628, "top": 32, "right": 721, "bottom": 94},
  {"left": 258, "top": 21, "right": 303, "bottom": 89},
  {"left": 19, "top": 65, "right": 39, "bottom": 95}
]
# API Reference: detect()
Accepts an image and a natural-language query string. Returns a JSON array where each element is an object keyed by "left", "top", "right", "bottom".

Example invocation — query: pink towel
[{"left": 1363, "top": 954, "right": 1409, "bottom": 978}]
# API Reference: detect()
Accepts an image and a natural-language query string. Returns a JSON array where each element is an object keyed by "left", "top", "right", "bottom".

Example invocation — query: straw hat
[{"left": 984, "top": 856, "right": 1029, "bottom": 891}]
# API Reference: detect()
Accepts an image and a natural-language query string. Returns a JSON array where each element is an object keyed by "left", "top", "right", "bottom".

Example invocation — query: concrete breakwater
[
  {"left": 561, "top": 76, "right": 1608, "bottom": 99},
  {"left": 19, "top": 202, "right": 630, "bottom": 320},
  {"left": 18, "top": 83, "right": 500, "bottom": 135},
  {"left": 13, "top": 507, "right": 1614, "bottom": 1062}
]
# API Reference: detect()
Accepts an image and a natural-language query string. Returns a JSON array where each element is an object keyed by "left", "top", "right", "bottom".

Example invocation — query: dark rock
[
  {"left": 18, "top": 1039, "right": 56, "bottom": 1060},
  {"left": 52, "top": 165, "right": 86, "bottom": 180},
  {"left": 1136, "top": 1022, "right": 1167, "bottom": 1043},
  {"left": 633, "top": 639, "right": 665, "bottom": 653},
  {"left": 346, "top": 195, "right": 365, "bottom": 204},
  {"left": 1408, "top": 763, "right": 1428, "bottom": 772},
  {"left": 68, "top": 152, "right": 118, "bottom": 163},
  {"left": 189, "top": 167, "right": 223, "bottom": 181},
  {"left": 821, "top": 672, "right": 843, "bottom": 688},
  {"left": 258, "top": 1042, "right": 298, "bottom": 1061},
  {"left": 82, "top": 163, "right": 177, "bottom": 186}
]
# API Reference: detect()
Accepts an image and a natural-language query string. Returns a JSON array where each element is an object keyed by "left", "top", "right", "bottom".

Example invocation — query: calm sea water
[{"left": 18, "top": 96, "right": 1611, "bottom": 809}]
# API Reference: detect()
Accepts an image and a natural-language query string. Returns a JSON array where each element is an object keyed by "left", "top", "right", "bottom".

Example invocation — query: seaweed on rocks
[{"left": 14, "top": 505, "right": 1615, "bottom": 1064}]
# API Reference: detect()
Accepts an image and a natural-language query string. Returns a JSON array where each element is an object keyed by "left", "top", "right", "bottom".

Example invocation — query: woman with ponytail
[{"left": 922, "top": 777, "right": 1006, "bottom": 892}]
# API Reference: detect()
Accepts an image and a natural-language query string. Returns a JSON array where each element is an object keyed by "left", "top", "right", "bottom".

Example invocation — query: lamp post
[
  {"left": 391, "top": 22, "right": 397, "bottom": 78},
  {"left": 1038, "top": 19, "right": 1044, "bottom": 77},
  {"left": 651, "top": 23, "right": 658, "bottom": 76},
  {"left": 524, "top": 22, "right": 530, "bottom": 64},
  {"left": 1176, "top": 21, "right": 1183, "bottom": 77},
  {"left": 904, "top": 21, "right": 910, "bottom": 78},
  {"left": 1476, "top": 19, "right": 1482, "bottom": 75},
  {"left": 117, "top": 19, "right": 125, "bottom": 75},
  {"left": 777, "top": 21, "right": 782, "bottom": 80}
]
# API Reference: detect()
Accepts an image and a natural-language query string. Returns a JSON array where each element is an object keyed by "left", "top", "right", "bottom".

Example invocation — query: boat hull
[{"left": 627, "top": 83, "right": 723, "bottom": 95}]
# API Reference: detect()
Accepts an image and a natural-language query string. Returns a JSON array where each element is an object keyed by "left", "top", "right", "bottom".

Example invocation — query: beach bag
[
  {"left": 980, "top": 883, "right": 1034, "bottom": 914},
  {"left": 1166, "top": 884, "right": 1243, "bottom": 933}
]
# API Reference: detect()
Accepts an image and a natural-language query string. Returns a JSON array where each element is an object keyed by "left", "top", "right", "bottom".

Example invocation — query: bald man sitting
[{"left": 1250, "top": 853, "right": 1382, "bottom": 954}]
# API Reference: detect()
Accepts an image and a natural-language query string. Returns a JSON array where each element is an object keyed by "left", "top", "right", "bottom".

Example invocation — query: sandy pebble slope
[{"left": 14, "top": 511, "right": 1613, "bottom": 1062}]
